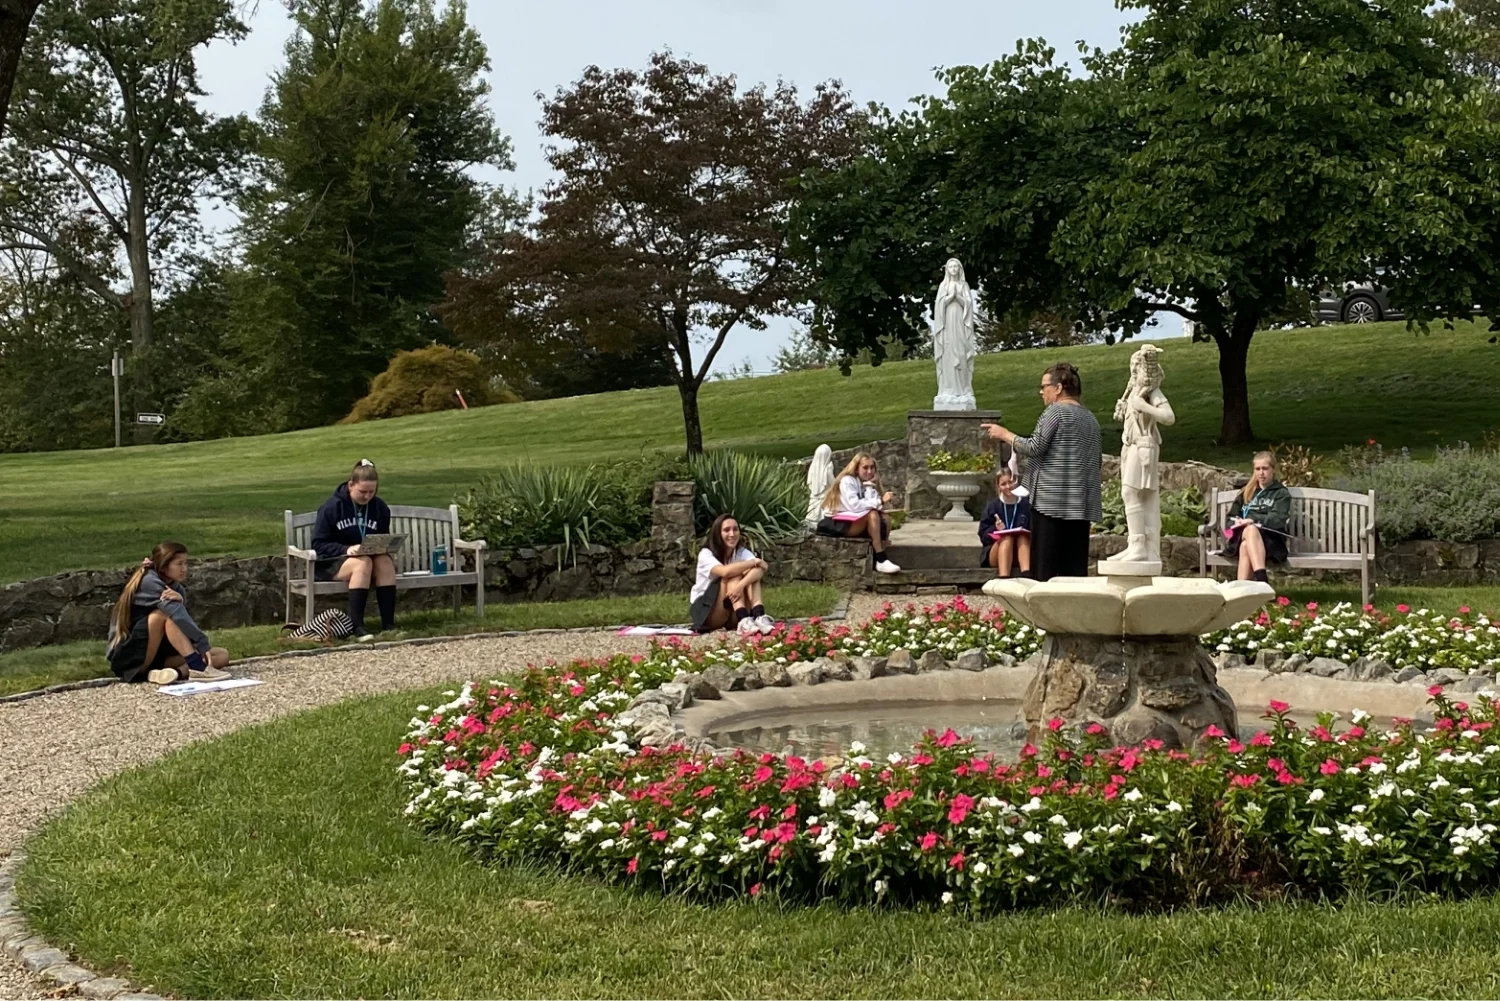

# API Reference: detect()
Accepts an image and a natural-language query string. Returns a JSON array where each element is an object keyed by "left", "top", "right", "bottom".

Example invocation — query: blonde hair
[
  {"left": 822, "top": 452, "right": 878, "bottom": 514},
  {"left": 111, "top": 542, "right": 188, "bottom": 642},
  {"left": 1242, "top": 451, "right": 1276, "bottom": 503}
]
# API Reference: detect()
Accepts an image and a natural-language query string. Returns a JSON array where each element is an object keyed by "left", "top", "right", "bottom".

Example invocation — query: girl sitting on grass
[
  {"left": 978, "top": 467, "right": 1032, "bottom": 578},
  {"left": 106, "top": 542, "right": 231, "bottom": 684},
  {"left": 690, "top": 514, "right": 774, "bottom": 636}
]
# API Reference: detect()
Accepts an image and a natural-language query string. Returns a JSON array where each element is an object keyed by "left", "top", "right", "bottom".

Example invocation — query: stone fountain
[{"left": 983, "top": 345, "right": 1274, "bottom": 748}]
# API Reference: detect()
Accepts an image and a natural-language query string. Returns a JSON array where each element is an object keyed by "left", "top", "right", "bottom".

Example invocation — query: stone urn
[
  {"left": 928, "top": 470, "right": 986, "bottom": 522},
  {"left": 984, "top": 574, "right": 1274, "bottom": 749}
]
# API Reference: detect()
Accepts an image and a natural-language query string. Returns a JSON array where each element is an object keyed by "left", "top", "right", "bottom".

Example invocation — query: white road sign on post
[{"left": 136, "top": 413, "right": 166, "bottom": 426}]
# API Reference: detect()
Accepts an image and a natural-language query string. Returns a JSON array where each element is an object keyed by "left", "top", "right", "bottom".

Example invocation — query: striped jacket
[{"left": 1012, "top": 403, "right": 1103, "bottom": 522}]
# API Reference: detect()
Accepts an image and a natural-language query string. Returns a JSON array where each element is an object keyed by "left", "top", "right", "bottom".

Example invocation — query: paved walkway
[{"left": 0, "top": 593, "right": 951, "bottom": 999}]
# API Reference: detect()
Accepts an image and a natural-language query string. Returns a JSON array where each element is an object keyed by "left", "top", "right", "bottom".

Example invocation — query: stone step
[
  {"left": 872, "top": 567, "right": 999, "bottom": 592},
  {"left": 885, "top": 543, "right": 983, "bottom": 570}
]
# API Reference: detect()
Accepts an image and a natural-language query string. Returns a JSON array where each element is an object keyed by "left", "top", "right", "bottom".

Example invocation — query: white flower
[
  {"left": 941, "top": 891, "right": 954, "bottom": 905},
  {"left": 874, "top": 878, "right": 889, "bottom": 896},
  {"left": 1022, "top": 831, "right": 1043, "bottom": 844},
  {"left": 1049, "top": 814, "right": 1068, "bottom": 826},
  {"left": 1008, "top": 843, "right": 1025, "bottom": 857},
  {"left": 972, "top": 860, "right": 989, "bottom": 875},
  {"left": 1025, "top": 875, "right": 1038, "bottom": 884},
  {"left": 819, "top": 786, "right": 838, "bottom": 808},
  {"left": 1312, "top": 826, "right": 1332, "bottom": 836},
  {"left": 1165, "top": 800, "right": 1183, "bottom": 813},
  {"left": 1123, "top": 788, "right": 1143, "bottom": 803},
  {"left": 1308, "top": 788, "right": 1325, "bottom": 803},
  {"left": 1020, "top": 797, "right": 1043, "bottom": 813},
  {"left": 1062, "top": 831, "right": 1084, "bottom": 849},
  {"left": 1140, "top": 834, "right": 1158, "bottom": 845},
  {"left": 849, "top": 741, "right": 866, "bottom": 754}
]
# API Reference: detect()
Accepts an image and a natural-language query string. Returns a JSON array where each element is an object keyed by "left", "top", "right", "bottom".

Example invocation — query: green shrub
[
  {"left": 926, "top": 449, "right": 995, "bottom": 473},
  {"left": 690, "top": 451, "right": 806, "bottom": 551},
  {"left": 1335, "top": 443, "right": 1500, "bottom": 543},
  {"left": 344, "top": 346, "right": 512, "bottom": 423},
  {"left": 1099, "top": 479, "right": 1206, "bottom": 536}
]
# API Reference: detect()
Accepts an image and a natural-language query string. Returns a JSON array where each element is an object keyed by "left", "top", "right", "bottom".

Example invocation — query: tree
[
  {"left": 442, "top": 52, "right": 867, "bottom": 454},
  {"left": 0, "top": 0, "right": 252, "bottom": 411},
  {"left": 343, "top": 344, "right": 509, "bottom": 422},
  {"left": 0, "top": 0, "right": 41, "bottom": 138},
  {"left": 1441, "top": 0, "right": 1500, "bottom": 85},
  {"left": 795, "top": 3, "right": 1497, "bottom": 445},
  {"left": 224, "top": 0, "right": 511, "bottom": 431}
]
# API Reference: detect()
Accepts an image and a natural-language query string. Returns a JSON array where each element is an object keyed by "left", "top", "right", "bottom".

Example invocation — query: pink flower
[
  {"left": 749, "top": 882, "right": 762, "bottom": 897},
  {"left": 919, "top": 831, "right": 939, "bottom": 852},
  {"left": 627, "top": 857, "right": 638, "bottom": 874},
  {"left": 1319, "top": 759, "right": 1341, "bottom": 776},
  {"left": 948, "top": 793, "right": 974, "bottom": 825},
  {"left": 1396, "top": 604, "right": 1411, "bottom": 614},
  {"left": 1250, "top": 731, "right": 1273, "bottom": 748},
  {"left": 948, "top": 851, "right": 966, "bottom": 870},
  {"left": 1047, "top": 718, "right": 1064, "bottom": 732},
  {"left": 1268, "top": 700, "right": 1290, "bottom": 714},
  {"left": 1203, "top": 724, "right": 1227, "bottom": 739},
  {"left": 1085, "top": 722, "right": 1107, "bottom": 736},
  {"left": 1229, "top": 773, "right": 1261, "bottom": 788},
  {"left": 1226, "top": 740, "right": 1245, "bottom": 754},
  {"left": 1428, "top": 685, "right": 1445, "bottom": 697},
  {"left": 1277, "top": 596, "right": 1291, "bottom": 607},
  {"left": 1306, "top": 601, "right": 1319, "bottom": 611},
  {"left": 751, "top": 766, "right": 774, "bottom": 785},
  {"left": 782, "top": 803, "right": 798, "bottom": 819},
  {"left": 936, "top": 728, "right": 962, "bottom": 748},
  {"left": 1460, "top": 606, "right": 1471, "bottom": 614},
  {"left": 1363, "top": 604, "right": 1375, "bottom": 613}
]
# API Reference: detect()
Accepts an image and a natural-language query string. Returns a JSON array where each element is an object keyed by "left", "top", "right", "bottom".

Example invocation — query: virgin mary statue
[{"left": 932, "top": 258, "right": 977, "bottom": 410}]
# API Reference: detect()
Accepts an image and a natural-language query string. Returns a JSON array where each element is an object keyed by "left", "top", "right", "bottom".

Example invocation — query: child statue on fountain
[{"left": 1105, "top": 344, "right": 1175, "bottom": 571}]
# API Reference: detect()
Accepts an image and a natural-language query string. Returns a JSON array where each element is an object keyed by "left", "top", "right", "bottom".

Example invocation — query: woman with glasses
[{"left": 980, "top": 362, "right": 1102, "bottom": 580}]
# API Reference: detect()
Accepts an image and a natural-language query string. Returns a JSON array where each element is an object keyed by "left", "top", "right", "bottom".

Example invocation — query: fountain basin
[{"left": 981, "top": 575, "right": 1274, "bottom": 637}]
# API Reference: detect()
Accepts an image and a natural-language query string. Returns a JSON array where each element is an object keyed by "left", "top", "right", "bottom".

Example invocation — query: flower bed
[
  {"left": 1207, "top": 599, "right": 1500, "bottom": 675},
  {"left": 401, "top": 599, "right": 1500, "bottom": 911}
]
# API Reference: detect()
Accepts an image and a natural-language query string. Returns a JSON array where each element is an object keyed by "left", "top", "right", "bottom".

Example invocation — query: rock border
[
  {"left": 0, "top": 604, "right": 855, "bottom": 707},
  {"left": 1212, "top": 649, "right": 1500, "bottom": 694},
  {"left": 0, "top": 851, "right": 159, "bottom": 1000}
]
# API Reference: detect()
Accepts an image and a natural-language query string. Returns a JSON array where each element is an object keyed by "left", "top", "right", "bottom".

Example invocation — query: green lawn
[
  {"left": 4, "top": 321, "right": 1498, "bottom": 584},
  {"left": 18, "top": 686, "right": 1500, "bottom": 999},
  {"left": 0, "top": 583, "right": 839, "bottom": 698}
]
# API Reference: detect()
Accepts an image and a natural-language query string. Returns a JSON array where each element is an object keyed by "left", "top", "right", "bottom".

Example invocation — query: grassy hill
[{"left": 3, "top": 320, "right": 1497, "bottom": 584}]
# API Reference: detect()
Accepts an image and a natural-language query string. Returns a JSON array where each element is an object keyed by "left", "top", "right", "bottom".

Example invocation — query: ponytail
[{"left": 111, "top": 542, "right": 189, "bottom": 639}]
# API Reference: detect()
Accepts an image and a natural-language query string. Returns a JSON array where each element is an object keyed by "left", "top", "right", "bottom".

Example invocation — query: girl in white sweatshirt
[{"left": 817, "top": 452, "right": 900, "bottom": 573}]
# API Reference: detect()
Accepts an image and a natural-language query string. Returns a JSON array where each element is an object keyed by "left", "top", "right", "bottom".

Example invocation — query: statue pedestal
[
  {"left": 905, "top": 409, "right": 1008, "bottom": 520},
  {"left": 1097, "top": 558, "right": 1163, "bottom": 578}
]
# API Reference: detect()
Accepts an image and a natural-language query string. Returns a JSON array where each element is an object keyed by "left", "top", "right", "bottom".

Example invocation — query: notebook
[{"left": 352, "top": 533, "right": 405, "bottom": 556}]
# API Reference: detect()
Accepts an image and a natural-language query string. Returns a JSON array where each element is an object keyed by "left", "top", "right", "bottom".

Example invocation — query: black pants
[{"left": 1031, "top": 509, "right": 1091, "bottom": 581}]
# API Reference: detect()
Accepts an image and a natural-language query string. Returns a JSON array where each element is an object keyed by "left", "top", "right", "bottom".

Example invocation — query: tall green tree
[
  {"left": 443, "top": 51, "right": 868, "bottom": 454},
  {"left": 221, "top": 0, "right": 511, "bottom": 432},
  {"left": 0, "top": 0, "right": 251, "bottom": 410},
  {"left": 795, "top": 1, "right": 1499, "bottom": 445}
]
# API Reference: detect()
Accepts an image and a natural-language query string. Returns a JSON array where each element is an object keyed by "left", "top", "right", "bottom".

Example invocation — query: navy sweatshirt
[
  {"left": 311, "top": 483, "right": 392, "bottom": 562},
  {"left": 978, "top": 495, "right": 1032, "bottom": 544}
]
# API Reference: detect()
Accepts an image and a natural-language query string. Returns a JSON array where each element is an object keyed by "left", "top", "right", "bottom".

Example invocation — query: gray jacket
[{"left": 106, "top": 569, "right": 211, "bottom": 656}]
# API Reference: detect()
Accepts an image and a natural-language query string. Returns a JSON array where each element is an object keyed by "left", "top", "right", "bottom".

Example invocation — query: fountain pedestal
[{"left": 984, "top": 574, "right": 1274, "bottom": 749}]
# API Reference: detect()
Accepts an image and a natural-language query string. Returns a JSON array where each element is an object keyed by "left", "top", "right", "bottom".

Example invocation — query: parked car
[{"left": 1317, "top": 283, "right": 1402, "bottom": 324}]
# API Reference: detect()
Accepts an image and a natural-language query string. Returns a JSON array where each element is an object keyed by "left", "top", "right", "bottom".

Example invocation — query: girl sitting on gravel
[
  {"left": 690, "top": 515, "right": 774, "bottom": 636},
  {"left": 106, "top": 542, "right": 232, "bottom": 684}
]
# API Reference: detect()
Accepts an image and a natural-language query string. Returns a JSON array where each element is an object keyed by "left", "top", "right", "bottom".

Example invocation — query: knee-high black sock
[
  {"left": 375, "top": 585, "right": 396, "bottom": 630},
  {"left": 1252, "top": 569, "right": 1269, "bottom": 583},
  {"left": 348, "top": 587, "right": 370, "bottom": 633}
]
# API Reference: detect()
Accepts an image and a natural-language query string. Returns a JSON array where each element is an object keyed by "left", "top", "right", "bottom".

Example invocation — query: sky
[{"left": 196, "top": 0, "right": 1178, "bottom": 376}]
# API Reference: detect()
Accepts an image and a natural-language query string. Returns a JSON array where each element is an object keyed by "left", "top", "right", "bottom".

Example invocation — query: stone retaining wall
[{"left": 0, "top": 480, "right": 870, "bottom": 653}]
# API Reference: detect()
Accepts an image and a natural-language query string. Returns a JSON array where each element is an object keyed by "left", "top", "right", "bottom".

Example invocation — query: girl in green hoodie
[{"left": 1223, "top": 450, "right": 1293, "bottom": 583}]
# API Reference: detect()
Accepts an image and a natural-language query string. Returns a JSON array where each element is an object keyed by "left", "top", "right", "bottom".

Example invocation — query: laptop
[{"left": 353, "top": 533, "right": 405, "bottom": 556}]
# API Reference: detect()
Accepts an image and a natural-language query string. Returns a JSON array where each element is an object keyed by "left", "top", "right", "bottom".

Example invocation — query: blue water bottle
[{"left": 431, "top": 544, "right": 448, "bottom": 575}]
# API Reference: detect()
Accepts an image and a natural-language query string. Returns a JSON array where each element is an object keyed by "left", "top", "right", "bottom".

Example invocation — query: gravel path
[
  {"left": 0, "top": 592, "right": 978, "bottom": 999},
  {"left": 0, "top": 628, "right": 659, "bottom": 1000}
]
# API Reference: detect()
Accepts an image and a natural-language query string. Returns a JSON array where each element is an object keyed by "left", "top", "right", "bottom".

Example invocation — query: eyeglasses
[{"left": 1039, "top": 382, "right": 1054, "bottom": 392}]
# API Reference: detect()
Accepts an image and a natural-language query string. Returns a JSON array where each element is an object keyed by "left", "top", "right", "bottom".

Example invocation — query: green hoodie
[{"left": 1240, "top": 479, "right": 1291, "bottom": 533}]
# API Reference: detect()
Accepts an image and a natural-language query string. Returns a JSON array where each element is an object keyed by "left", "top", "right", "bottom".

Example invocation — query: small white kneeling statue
[
  {"left": 805, "top": 444, "right": 834, "bottom": 528},
  {"left": 931, "top": 258, "right": 977, "bottom": 411},
  {"left": 1112, "top": 344, "right": 1175, "bottom": 564}
]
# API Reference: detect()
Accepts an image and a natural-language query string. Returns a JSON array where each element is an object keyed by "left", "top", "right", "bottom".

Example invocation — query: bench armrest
[
  {"left": 453, "top": 537, "right": 488, "bottom": 552},
  {"left": 286, "top": 546, "right": 317, "bottom": 561},
  {"left": 1197, "top": 523, "right": 1216, "bottom": 539}
]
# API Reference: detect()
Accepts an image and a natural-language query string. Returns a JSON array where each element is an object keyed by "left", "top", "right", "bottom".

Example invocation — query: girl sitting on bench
[
  {"left": 312, "top": 458, "right": 396, "bottom": 640},
  {"left": 106, "top": 542, "right": 231, "bottom": 684},
  {"left": 1224, "top": 450, "right": 1292, "bottom": 583}
]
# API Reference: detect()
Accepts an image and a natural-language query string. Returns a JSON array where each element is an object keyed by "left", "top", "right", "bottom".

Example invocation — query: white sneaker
[
  {"left": 737, "top": 617, "right": 760, "bottom": 637},
  {"left": 147, "top": 667, "right": 181, "bottom": 685},
  {"left": 755, "top": 614, "right": 775, "bottom": 634},
  {"left": 874, "top": 558, "right": 902, "bottom": 574},
  {"left": 189, "top": 666, "right": 231, "bottom": 682}
]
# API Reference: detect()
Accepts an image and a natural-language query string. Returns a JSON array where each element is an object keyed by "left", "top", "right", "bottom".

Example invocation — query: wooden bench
[
  {"left": 1198, "top": 486, "right": 1377, "bottom": 604},
  {"left": 284, "top": 504, "right": 487, "bottom": 624}
]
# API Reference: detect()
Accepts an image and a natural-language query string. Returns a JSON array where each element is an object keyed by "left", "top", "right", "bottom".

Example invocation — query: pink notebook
[{"left": 987, "top": 528, "right": 1030, "bottom": 540}]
